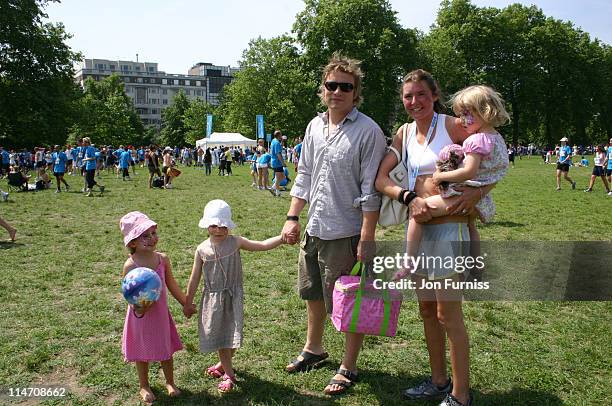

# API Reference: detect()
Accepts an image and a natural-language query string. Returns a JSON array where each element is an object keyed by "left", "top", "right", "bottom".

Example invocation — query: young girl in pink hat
[
  {"left": 119, "top": 211, "right": 193, "bottom": 403},
  {"left": 184, "top": 199, "right": 284, "bottom": 393}
]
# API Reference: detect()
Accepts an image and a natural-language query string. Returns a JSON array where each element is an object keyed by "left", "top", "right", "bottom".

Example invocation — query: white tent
[{"left": 195, "top": 133, "right": 258, "bottom": 149}]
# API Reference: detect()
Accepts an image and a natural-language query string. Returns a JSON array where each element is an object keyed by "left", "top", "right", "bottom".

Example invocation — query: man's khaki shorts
[{"left": 298, "top": 232, "right": 360, "bottom": 313}]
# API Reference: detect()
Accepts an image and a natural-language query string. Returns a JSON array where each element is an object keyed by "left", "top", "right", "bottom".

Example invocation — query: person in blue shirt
[
  {"left": 578, "top": 156, "right": 589, "bottom": 167},
  {"left": 269, "top": 130, "right": 287, "bottom": 196},
  {"left": 119, "top": 149, "right": 132, "bottom": 181},
  {"left": 256, "top": 148, "right": 271, "bottom": 190},
  {"left": 52, "top": 145, "right": 70, "bottom": 192},
  {"left": 81, "top": 137, "right": 105, "bottom": 197},
  {"left": 248, "top": 151, "right": 259, "bottom": 187},
  {"left": 138, "top": 147, "right": 145, "bottom": 167},
  {"left": 76, "top": 139, "right": 86, "bottom": 176},
  {"left": 272, "top": 167, "right": 291, "bottom": 190},
  {"left": 293, "top": 138, "right": 302, "bottom": 173},
  {"left": 70, "top": 146, "right": 78, "bottom": 175},
  {"left": 555, "top": 137, "right": 576, "bottom": 191},
  {"left": 114, "top": 145, "right": 125, "bottom": 178},
  {"left": 94, "top": 147, "right": 102, "bottom": 176},
  {"left": 0, "top": 146, "right": 10, "bottom": 177}
]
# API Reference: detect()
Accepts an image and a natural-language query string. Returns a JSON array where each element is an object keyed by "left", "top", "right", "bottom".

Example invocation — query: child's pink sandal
[
  {"left": 206, "top": 364, "right": 225, "bottom": 378},
  {"left": 217, "top": 374, "right": 236, "bottom": 393}
]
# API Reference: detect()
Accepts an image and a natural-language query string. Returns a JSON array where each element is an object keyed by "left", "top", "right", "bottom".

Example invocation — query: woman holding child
[{"left": 376, "top": 70, "right": 503, "bottom": 406}]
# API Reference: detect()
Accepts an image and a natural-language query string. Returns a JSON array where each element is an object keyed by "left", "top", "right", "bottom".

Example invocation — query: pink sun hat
[{"left": 119, "top": 211, "right": 157, "bottom": 246}]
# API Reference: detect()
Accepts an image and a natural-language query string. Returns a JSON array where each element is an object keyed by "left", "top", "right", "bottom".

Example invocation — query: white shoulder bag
[{"left": 378, "top": 123, "right": 410, "bottom": 227}]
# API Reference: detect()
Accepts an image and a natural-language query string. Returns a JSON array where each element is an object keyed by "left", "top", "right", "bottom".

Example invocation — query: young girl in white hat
[{"left": 184, "top": 199, "right": 284, "bottom": 393}]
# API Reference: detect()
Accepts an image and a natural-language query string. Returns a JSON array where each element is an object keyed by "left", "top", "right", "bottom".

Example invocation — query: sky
[{"left": 45, "top": 0, "right": 611, "bottom": 75}]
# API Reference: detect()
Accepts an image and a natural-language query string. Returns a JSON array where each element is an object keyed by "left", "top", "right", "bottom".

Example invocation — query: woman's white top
[{"left": 405, "top": 114, "right": 453, "bottom": 176}]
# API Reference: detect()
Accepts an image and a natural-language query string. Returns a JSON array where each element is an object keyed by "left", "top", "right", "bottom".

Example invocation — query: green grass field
[{"left": 1, "top": 158, "right": 610, "bottom": 405}]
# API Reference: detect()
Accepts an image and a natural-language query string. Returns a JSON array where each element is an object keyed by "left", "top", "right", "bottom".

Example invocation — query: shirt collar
[{"left": 319, "top": 107, "right": 359, "bottom": 124}]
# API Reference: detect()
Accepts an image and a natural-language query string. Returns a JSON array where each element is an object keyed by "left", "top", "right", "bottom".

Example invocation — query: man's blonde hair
[
  {"left": 319, "top": 52, "right": 363, "bottom": 107},
  {"left": 450, "top": 85, "right": 510, "bottom": 128}
]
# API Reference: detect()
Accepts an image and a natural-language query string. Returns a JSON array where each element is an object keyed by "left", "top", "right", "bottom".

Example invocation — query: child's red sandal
[
  {"left": 217, "top": 374, "right": 236, "bottom": 393},
  {"left": 206, "top": 364, "right": 225, "bottom": 378}
]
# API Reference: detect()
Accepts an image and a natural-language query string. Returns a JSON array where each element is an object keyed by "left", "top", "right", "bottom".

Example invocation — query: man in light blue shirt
[
  {"left": 556, "top": 137, "right": 576, "bottom": 191},
  {"left": 282, "top": 54, "right": 386, "bottom": 394},
  {"left": 269, "top": 130, "right": 286, "bottom": 196}
]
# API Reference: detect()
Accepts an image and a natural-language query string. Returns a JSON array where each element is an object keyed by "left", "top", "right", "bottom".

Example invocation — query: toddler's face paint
[{"left": 460, "top": 110, "right": 475, "bottom": 127}]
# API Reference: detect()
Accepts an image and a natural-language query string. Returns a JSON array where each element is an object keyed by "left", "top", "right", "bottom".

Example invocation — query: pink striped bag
[{"left": 331, "top": 262, "right": 402, "bottom": 337}]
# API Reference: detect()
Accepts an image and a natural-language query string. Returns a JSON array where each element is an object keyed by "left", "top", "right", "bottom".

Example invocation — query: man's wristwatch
[{"left": 286, "top": 215, "right": 299, "bottom": 222}]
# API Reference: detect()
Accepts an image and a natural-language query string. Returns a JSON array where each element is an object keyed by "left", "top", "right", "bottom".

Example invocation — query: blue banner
[
  {"left": 266, "top": 133, "right": 272, "bottom": 143},
  {"left": 256, "top": 115, "right": 264, "bottom": 139},
  {"left": 206, "top": 114, "right": 213, "bottom": 137}
]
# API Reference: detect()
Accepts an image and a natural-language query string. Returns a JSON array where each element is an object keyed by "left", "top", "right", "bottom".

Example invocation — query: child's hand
[
  {"left": 432, "top": 170, "right": 442, "bottom": 186},
  {"left": 183, "top": 303, "right": 197, "bottom": 318},
  {"left": 132, "top": 300, "right": 154, "bottom": 316}
]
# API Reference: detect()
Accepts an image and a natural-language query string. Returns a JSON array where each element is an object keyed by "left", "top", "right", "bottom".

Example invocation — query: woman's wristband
[
  {"left": 404, "top": 191, "right": 418, "bottom": 206},
  {"left": 397, "top": 189, "right": 409, "bottom": 204}
]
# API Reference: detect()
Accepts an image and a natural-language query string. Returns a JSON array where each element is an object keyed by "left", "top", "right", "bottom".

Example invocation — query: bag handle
[{"left": 348, "top": 261, "right": 393, "bottom": 336}]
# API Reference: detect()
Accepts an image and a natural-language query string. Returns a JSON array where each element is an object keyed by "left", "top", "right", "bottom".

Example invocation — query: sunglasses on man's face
[
  {"left": 324, "top": 81, "right": 354, "bottom": 92},
  {"left": 210, "top": 225, "right": 228, "bottom": 230}
]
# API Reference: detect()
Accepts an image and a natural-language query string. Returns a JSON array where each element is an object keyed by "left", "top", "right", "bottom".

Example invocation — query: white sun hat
[
  {"left": 560, "top": 137, "right": 569, "bottom": 142},
  {"left": 198, "top": 199, "right": 236, "bottom": 229}
]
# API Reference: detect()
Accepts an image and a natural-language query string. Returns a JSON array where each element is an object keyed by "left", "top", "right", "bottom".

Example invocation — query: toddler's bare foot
[
  {"left": 166, "top": 383, "right": 181, "bottom": 397},
  {"left": 139, "top": 387, "right": 155, "bottom": 403}
]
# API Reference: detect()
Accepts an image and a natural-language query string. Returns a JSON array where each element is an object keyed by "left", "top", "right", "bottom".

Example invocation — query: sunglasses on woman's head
[{"left": 324, "top": 81, "right": 354, "bottom": 92}]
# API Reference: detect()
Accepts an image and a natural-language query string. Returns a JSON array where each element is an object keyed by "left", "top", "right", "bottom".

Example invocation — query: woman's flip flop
[{"left": 287, "top": 350, "right": 329, "bottom": 373}]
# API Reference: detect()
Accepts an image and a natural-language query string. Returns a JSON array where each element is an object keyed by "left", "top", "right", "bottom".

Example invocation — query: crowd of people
[
  {"left": 244, "top": 133, "right": 302, "bottom": 196},
  {"left": 553, "top": 136, "right": 612, "bottom": 194}
]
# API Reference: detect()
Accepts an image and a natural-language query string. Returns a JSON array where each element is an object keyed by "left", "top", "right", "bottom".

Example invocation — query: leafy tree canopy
[{"left": 0, "top": 0, "right": 81, "bottom": 148}]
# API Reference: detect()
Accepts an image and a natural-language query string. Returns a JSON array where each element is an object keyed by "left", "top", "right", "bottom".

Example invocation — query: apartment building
[{"left": 75, "top": 59, "right": 238, "bottom": 127}]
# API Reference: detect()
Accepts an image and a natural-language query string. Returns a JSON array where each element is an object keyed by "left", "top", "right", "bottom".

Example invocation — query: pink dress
[
  {"left": 122, "top": 253, "right": 183, "bottom": 362},
  {"left": 461, "top": 132, "right": 509, "bottom": 222}
]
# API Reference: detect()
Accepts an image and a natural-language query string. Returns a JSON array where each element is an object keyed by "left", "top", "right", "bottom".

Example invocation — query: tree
[
  {"left": 293, "top": 0, "right": 418, "bottom": 134},
  {"left": 160, "top": 90, "right": 190, "bottom": 147},
  {"left": 184, "top": 99, "right": 217, "bottom": 145},
  {"left": 220, "top": 35, "right": 318, "bottom": 140},
  {"left": 418, "top": 0, "right": 611, "bottom": 146},
  {"left": 71, "top": 74, "right": 144, "bottom": 146},
  {"left": 0, "top": 0, "right": 82, "bottom": 147}
]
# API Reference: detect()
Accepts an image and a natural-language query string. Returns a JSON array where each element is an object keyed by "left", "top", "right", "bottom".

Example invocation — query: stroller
[{"left": 7, "top": 171, "right": 29, "bottom": 192}]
